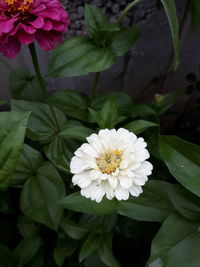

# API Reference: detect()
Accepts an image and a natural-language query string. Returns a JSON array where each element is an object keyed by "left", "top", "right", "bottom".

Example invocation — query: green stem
[
  {"left": 117, "top": 0, "right": 142, "bottom": 24},
  {"left": 91, "top": 72, "right": 100, "bottom": 97},
  {"left": 28, "top": 43, "right": 60, "bottom": 130}
]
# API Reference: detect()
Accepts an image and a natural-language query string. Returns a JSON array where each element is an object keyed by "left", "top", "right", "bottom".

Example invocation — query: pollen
[
  {"left": 4, "top": 0, "right": 33, "bottom": 15},
  {"left": 96, "top": 150, "right": 122, "bottom": 174}
]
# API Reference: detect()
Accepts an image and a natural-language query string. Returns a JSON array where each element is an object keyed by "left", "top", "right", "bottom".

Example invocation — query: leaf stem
[
  {"left": 91, "top": 72, "right": 100, "bottom": 97},
  {"left": 117, "top": 0, "right": 142, "bottom": 24},
  {"left": 28, "top": 43, "right": 60, "bottom": 130}
]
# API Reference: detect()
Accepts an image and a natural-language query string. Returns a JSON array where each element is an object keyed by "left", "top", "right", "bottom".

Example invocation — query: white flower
[{"left": 70, "top": 128, "right": 153, "bottom": 203}]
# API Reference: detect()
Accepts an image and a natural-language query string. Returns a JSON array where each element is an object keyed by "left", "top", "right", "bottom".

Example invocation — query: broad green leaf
[
  {"left": 53, "top": 238, "right": 76, "bottom": 267},
  {"left": 59, "top": 125, "right": 94, "bottom": 141},
  {"left": 11, "top": 100, "right": 67, "bottom": 144},
  {"left": 27, "top": 250, "right": 44, "bottom": 267},
  {"left": 61, "top": 192, "right": 117, "bottom": 215},
  {"left": 147, "top": 212, "right": 199, "bottom": 267},
  {"left": 84, "top": 4, "right": 108, "bottom": 35},
  {"left": 79, "top": 233, "right": 102, "bottom": 262},
  {"left": 61, "top": 218, "right": 90, "bottom": 240},
  {"left": 168, "top": 185, "right": 200, "bottom": 221},
  {"left": 159, "top": 135, "right": 200, "bottom": 197},
  {"left": 89, "top": 98, "right": 125, "bottom": 128},
  {"left": 124, "top": 120, "right": 158, "bottom": 135},
  {"left": 44, "top": 137, "right": 78, "bottom": 174},
  {"left": 48, "top": 89, "right": 88, "bottom": 121},
  {"left": 11, "top": 144, "right": 44, "bottom": 186},
  {"left": 0, "top": 244, "right": 16, "bottom": 267},
  {"left": 98, "top": 234, "right": 120, "bottom": 267},
  {"left": 0, "top": 111, "right": 30, "bottom": 190},
  {"left": 9, "top": 67, "right": 43, "bottom": 101},
  {"left": 160, "top": 0, "right": 180, "bottom": 69},
  {"left": 111, "top": 26, "right": 140, "bottom": 56},
  {"left": 90, "top": 92, "right": 132, "bottom": 113},
  {"left": 47, "top": 37, "right": 116, "bottom": 77},
  {"left": 130, "top": 104, "right": 156, "bottom": 118},
  {"left": 17, "top": 216, "right": 39, "bottom": 239},
  {"left": 85, "top": 252, "right": 107, "bottom": 267},
  {"left": 189, "top": 0, "right": 200, "bottom": 31},
  {"left": 153, "top": 90, "right": 182, "bottom": 115},
  {"left": 20, "top": 162, "right": 65, "bottom": 230},
  {"left": 13, "top": 236, "right": 42, "bottom": 267},
  {"left": 117, "top": 180, "right": 175, "bottom": 222}
]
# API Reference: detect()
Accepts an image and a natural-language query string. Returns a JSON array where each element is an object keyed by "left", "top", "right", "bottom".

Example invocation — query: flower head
[
  {"left": 70, "top": 128, "right": 153, "bottom": 203},
  {"left": 0, "top": 0, "right": 70, "bottom": 58}
]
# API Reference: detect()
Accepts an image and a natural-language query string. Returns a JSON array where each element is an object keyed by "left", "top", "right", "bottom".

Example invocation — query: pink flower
[{"left": 0, "top": 0, "right": 70, "bottom": 58}]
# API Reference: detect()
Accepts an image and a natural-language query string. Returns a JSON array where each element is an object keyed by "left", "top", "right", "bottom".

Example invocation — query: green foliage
[
  {"left": 9, "top": 67, "right": 43, "bottom": 101},
  {"left": 189, "top": 0, "right": 200, "bottom": 31},
  {"left": 159, "top": 135, "right": 200, "bottom": 197},
  {"left": 159, "top": 0, "right": 180, "bottom": 70},
  {"left": 124, "top": 120, "right": 158, "bottom": 135},
  {"left": 0, "top": 111, "right": 30, "bottom": 190}
]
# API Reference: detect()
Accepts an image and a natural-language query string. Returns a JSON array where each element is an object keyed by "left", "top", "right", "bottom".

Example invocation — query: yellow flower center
[
  {"left": 4, "top": 0, "right": 33, "bottom": 16},
  {"left": 96, "top": 149, "right": 122, "bottom": 174}
]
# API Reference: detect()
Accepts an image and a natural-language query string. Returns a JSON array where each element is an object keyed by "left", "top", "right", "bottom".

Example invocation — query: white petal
[
  {"left": 135, "top": 161, "right": 153, "bottom": 176},
  {"left": 89, "top": 170, "right": 101, "bottom": 180},
  {"left": 100, "top": 173, "right": 109, "bottom": 180},
  {"left": 108, "top": 175, "right": 118, "bottom": 189},
  {"left": 133, "top": 175, "right": 148, "bottom": 186},
  {"left": 114, "top": 186, "right": 129, "bottom": 200},
  {"left": 135, "top": 149, "right": 150, "bottom": 161},
  {"left": 81, "top": 143, "right": 99, "bottom": 157},
  {"left": 74, "top": 148, "right": 84, "bottom": 157},
  {"left": 134, "top": 137, "right": 147, "bottom": 150},
  {"left": 72, "top": 171, "right": 91, "bottom": 188},
  {"left": 81, "top": 182, "right": 106, "bottom": 203},
  {"left": 120, "top": 160, "right": 128, "bottom": 169},
  {"left": 119, "top": 175, "right": 133, "bottom": 189},
  {"left": 129, "top": 185, "right": 143, "bottom": 197},
  {"left": 105, "top": 183, "right": 115, "bottom": 200},
  {"left": 70, "top": 156, "right": 89, "bottom": 174},
  {"left": 87, "top": 133, "right": 104, "bottom": 153}
]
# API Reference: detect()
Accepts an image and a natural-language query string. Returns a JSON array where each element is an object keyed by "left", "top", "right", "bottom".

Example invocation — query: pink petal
[
  {"left": 18, "top": 31, "right": 34, "bottom": 45},
  {"left": 30, "top": 16, "right": 44, "bottom": 29},
  {"left": 0, "top": 36, "right": 21, "bottom": 58}
]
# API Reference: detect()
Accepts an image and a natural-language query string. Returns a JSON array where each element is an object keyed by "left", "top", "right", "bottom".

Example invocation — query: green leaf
[
  {"left": 61, "top": 218, "right": 90, "bottom": 240},
  {"left": 159, "top": 135, "right": 200, "bottom": 197},
  {"left": 17, "top": 216, "right": 39, "bottom": 239},
  {"left": 20, "top": 162, "right": 65, "bottom": 230},
  {"left": 44, "top": 137, "right": 79, "bottom": 174},
  {"left": 153, "top": 90, "right": 182, "bottom": 115},
  {"left": 0, "top": 111, "right": 30, "bottom": 190},
  {"left": 85, "top": 252, "right": 107, "bottom": 267},
  {"left": 117, "top": 180, "right": 175, "bottom": 222},
  {"left": 160, "top": 0, "right": 180, "bottom": 70},
  {"left": 61, "top": 192, "right": 117, "bottom": 215},
  {"left": 13, "top": 236, "right": 42, "bottom": 266},
  {"left": 90, "top": 92, "right": 132, "bottom": 113},
  {"left": 0, "top": 244, "right": 16, "bottom": 267},
  {"left": 84, "top": 4, "right": 108, "bottom": 35},
  {"left": 98, "top": 234, "right": 120, "bottom": 267},
  {"left": 79, "top": 233, "right": 102, "bottom": 262},
  {"left": 59, "top": 125, "right": 94, "bottom": 141},
  {"left": 47, "top": 37, "right": 116, "bottom": 77},
  {"left": 11, "top": 100, "right": 67, "bottom": 144},
  {"left": 189, "top": 0, "right": 200, "bottom": 31},
  {"left": 9, "top": 67, "right": 43, "bottom": 101},
  {"left": 27, "top": 250, "right": 44, "bottom": 267},
  {"left": 147, "top": 212, "right": 199, "bottom": 267},
  {"left": 48, "top": 89, "right": 88, "bottom": 121},
  {"left": 89, "top": 97, "right": 125, "bottom": 128},
  {"left": 53, "top": 238, "right": 76, "bottom": 267},
  {"left": 111, "top": 26, "right": 140, "bottom": 56},
  {"left": 11, "top": 144, "right": 44, "bottom": 186},
  {"left": 124, "top": 120, "right": 158, "bottom": 135},
  {"left": 130, "top": 104, "right": 156, "bottom": 118},
  {"left": 0, "top": 191, "right": 13, "bottom": 214}
]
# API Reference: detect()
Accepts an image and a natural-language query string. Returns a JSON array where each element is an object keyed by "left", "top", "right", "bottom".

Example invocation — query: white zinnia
[{"left": 70, "top": 128, "right": 153, "bottom": 203}]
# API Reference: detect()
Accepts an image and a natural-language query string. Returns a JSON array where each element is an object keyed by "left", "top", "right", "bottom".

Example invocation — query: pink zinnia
[{"left": 0, "top": 0, "right": 70, "bottom": 58}]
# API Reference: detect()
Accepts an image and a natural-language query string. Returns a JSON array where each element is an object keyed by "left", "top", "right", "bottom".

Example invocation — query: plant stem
[
  {"left": 118, "top": 0, "right": 141, "bottom": 24},
  {"left": 91, "top": 72, "right": 100, "bottom": 97},
  {"left": 28, "top": 43, "right": 60, "bottom": 130}
]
